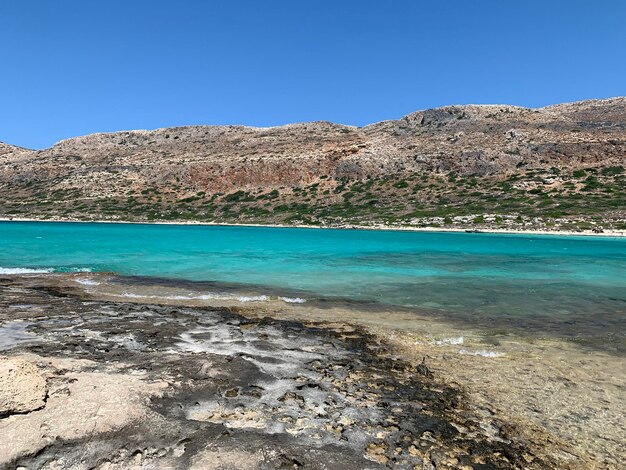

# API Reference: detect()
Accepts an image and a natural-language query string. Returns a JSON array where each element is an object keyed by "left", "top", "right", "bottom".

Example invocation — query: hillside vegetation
[{"left": 1, "top": 98, "right": 625, "bottom": 231}]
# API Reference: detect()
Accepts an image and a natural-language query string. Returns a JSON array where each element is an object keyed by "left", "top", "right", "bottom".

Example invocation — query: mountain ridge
[
  {"left": 0, "top": 97, "right": 624, "bottom": 231},
  {"left": 4, "top": 96, "right": 625, "bottom": 151}
]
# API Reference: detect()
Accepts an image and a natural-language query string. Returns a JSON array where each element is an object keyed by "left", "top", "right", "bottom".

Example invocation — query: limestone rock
[
  {"left": 1, "top": 97, "right": 624, "bottom": 195},
  {"left": 0, "top": 357, "right": 47, "bottom": 416}
]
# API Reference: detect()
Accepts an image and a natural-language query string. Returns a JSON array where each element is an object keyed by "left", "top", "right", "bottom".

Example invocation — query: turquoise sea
[{"left": 1, "top": 221, "right": 625, "bottom": 346}]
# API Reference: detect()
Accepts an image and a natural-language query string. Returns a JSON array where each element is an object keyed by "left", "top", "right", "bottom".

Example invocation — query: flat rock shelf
[{"left": 0, "top": 276, "right": 562, "bottom": 470}]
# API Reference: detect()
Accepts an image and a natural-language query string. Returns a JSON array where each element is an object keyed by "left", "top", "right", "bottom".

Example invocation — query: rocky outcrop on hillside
[
  {"left": 1, "top": 97, "right": 625, "bottom": 192},
  {"left": 0, "top": 98, "right": 624, "bottom": 229}
]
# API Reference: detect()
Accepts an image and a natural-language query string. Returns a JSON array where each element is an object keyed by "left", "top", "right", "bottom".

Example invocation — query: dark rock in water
[{"left": 416, "top": 357, "right": 434, "bottom": 378}]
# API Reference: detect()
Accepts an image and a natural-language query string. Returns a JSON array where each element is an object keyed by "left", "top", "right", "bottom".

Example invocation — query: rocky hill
[{"left": 1, "top": 98, "right": 625, "bottom": 231}]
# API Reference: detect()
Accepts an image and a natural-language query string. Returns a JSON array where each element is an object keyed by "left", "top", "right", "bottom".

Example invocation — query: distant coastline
[
  {"left": 2, "top": 98, "right": 625, "bottom": 238},
  {"left": 1, "top": 216, "right": 624, "bottom": 238}
]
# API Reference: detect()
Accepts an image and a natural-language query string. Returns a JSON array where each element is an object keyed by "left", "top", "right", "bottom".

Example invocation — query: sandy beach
[{"left": 1, "top": 217, "right": 624, "bottom": 238}]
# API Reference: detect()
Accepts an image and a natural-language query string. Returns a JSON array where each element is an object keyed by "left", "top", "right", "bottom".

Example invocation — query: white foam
[
  {"left": 0, "top": 267, "right": 53, "bottom": 274},
  {"left": 118, "top": 292, "right": 271, "bottom": 303},
  {"left": 237, "top": 295, "right": 269, "bottom": 302},
  {"left": 435, "top": 336, "right": 464, "bottom": 345},
  {"left": 119, "top": 292, "right": 198, "bottom": 300},
  {"left": 196, "top": 294, "right": 222, "bottom": 300},
  {"left": 75, "top": 278, "right": 100, "bottom": 286},
  {"left": 459, "top": 349, "right": 504, "bottom": 358},
  {"left": 279, "top": 297, "right": 306, "bottom": 304},
  {"left": 0, "top": 266, "right": 92, "bottom": 275},
  {"left": 119, "top": 292, "right": 145, "bottom": 299}
]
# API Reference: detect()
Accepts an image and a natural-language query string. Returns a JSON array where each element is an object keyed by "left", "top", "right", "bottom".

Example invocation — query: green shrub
[
  {"left": 582, "top": 176, "right": 601, "bottom": 191},
  {"left": 601, "top": 166, "right": 624, "bottom": 176}
]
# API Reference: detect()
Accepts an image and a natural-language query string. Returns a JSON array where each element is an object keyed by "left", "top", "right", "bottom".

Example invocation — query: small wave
[
  {"left": 116, "top": 291, "right": 304, "bottom": 304},
  {"left": 237, "top": 295, "right": 269, "bottom": 302},
  {"left": 120, "top": 293, "right": 146, "bottom": 299},
  {"left": 196, "top": 294, "right": 229, "bottom": 300},
  {"left": 435, "top": 336, "right": 464, "bottom": 345},
  {"left": 75, "top": 278, "right": 100, "bottom": 286},
  {"left": 119, "top": 292, "right": 271, "bottom": 303},
  {"left": 119, "top": 292, "right": 219, "bottom": 300},
  {"left": 0, "top": 267, "right": 54, "bottom": 274},
  {"left": 279, "top": 297, "right": 307, "bottom": 304},
  {"left": 459, "top": 349, "right": 504, "bottom": 358},
  {"left": 0, "top": 266, "right": 93, "bottom": 275}
]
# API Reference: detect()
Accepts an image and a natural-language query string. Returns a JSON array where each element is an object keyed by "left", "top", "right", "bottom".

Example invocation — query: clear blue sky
[{"left": 1, "top": 1, "right": 625, "bottom": 149}]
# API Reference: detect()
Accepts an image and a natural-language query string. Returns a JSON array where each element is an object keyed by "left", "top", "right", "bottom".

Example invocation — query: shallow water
[
  {"left": 0, "top": 320, "right": 38, "bottom": 350},
  {"left": 1, "top": 221, "right": 625, "bottom": 343}
]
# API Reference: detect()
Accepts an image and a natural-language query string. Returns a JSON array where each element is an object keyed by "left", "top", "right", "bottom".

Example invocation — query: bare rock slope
[{"left": 1, "top": 98, "right": 625, "bottom": 229}]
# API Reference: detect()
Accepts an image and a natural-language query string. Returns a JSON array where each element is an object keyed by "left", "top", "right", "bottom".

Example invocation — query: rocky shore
[
  {"left": 0, "top": 276, "right": 568, "bottom": 469},
  {"left": 0, "top": 274, "right": 597, "bottom": 469}
]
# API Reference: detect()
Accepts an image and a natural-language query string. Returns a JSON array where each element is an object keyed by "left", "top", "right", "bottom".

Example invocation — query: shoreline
[
  {"left": 1, "top": 273, "right": 624, "bottom": 468},
  {"left": 3, "top": 271, "right": 623, "bottom": 355},
  {"left": 1, "top": 216, "right": 624, "bottom": 238},
  {"left": 35, "top": 271, "right": 626, "bottom": 356},
  {"left": 0, "top": 274, "right": 562, "bottom": 469}
]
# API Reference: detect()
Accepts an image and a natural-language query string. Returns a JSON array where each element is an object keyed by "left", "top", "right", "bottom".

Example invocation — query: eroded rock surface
[
  {"left": 0, "top": 276, "right": 585, "bottom": 468},
  {"left": 0, "top": 356, "right": 47, "bottom": 417}
]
